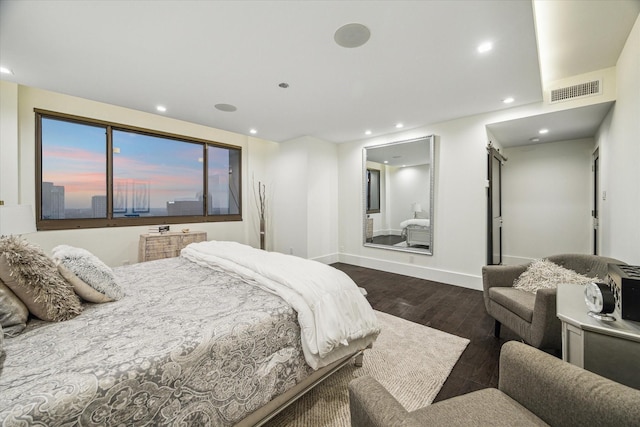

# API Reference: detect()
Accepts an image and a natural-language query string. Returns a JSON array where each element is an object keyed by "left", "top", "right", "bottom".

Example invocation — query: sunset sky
[{"left": 42, "top": 118, "right": 231, "bottom": 210}]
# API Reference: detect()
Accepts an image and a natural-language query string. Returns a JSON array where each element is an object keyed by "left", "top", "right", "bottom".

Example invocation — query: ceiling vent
[{"left": 550, "top": 80, "right": 601, "bottom": 104}]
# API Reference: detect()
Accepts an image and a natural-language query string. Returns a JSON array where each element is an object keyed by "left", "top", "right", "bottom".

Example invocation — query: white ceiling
[{"left": 1, "top": 1, "right": 638, "bottom": 145}]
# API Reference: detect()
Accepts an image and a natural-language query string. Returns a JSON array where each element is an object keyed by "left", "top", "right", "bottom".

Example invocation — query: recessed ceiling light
[
  {"left": 530, "top": 137, "right": 540, "bottom": 142},
  {"left": 215, "top": 103, "right": 237, "bottom": 112},
  {"left": 477, "top": 42, "right": 493, "bottom": 53},
  {"left": 383, "top": 160, "right": 389, "bottom": 164},
  {"left": 395, "top": 123, "right": 404, "bottom": 129},
  {"left": 249, "top": 129, "right": 257, "bottom": 134},
  {"left": 539, "top": 128, "right": 549, "bottom": 134},
  {"left": 503, "top": 97, "right": 514, "bottom": 104},
  {"left": 0, "top": 66, "right": 13, "bottom": 75},
  {"left": 156, "top": 105, "right": 167, "bottom": 112},
  {"left": 334, "top": 23, "right": 371, "bottom": 48},
  {"left": 365, "top": 130, "right": 372, "bottom": 135}
]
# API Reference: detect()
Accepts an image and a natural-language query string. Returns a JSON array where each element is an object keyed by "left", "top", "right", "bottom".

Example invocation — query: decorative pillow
[
  {"left": 0, "top": 278, "right": 29, "bottom": 336},
  {"left": 513, "top": 258, "right": 597, "bottom": 294},
  {"left": 0, "top": 236, "right": 82, "bottom": 321},
  {"left": 0, "top": 324, "right": 5, "bottom": 376},
  {"left": 52, "top": 245, "right": 124, "bottom": 303}
]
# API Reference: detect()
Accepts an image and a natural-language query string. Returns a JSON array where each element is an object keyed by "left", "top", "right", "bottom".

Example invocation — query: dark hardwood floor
[{"left": 332, "top": 262, "right": 522, "bottom": 402}]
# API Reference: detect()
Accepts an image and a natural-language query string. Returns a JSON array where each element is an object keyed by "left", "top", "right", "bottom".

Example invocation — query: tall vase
[{"left": 260, "top": 218, "right": 266, "bottom": 250}]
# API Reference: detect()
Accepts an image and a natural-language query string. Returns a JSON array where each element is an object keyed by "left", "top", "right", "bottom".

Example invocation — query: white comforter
[
  {"left": 181, "top": 241, "right": 380, "bottom": 369},
  {"left": 400, "top": 218, "right": 430, "bottom": 228}
]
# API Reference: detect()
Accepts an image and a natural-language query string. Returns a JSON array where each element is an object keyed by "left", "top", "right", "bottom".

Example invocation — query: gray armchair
[
  {"left": 349, "top": 341, "right": 640, "bottom": 427},
  {"left": 482, "top": 254, "right": 623, "bottom": 350}
]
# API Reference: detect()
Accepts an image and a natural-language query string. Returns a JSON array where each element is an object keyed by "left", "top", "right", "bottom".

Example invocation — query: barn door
[{"left": 487, "top": 145, "right": 506, "bottom": 265}]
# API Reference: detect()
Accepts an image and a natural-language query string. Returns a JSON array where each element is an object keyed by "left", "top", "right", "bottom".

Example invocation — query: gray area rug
[{"left": 266, "top": 310, "right": 470, "bottom": 426}]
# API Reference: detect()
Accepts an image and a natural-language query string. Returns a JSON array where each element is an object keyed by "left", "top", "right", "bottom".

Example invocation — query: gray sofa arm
[
  {"left": 528, "top": 288, "right": 561, "bottom": 349},
  {"left": 499, "top": 341, "right": 640, "bottom": 427},
  {"left": 481, "top": 264, "right": 528, "bottom": 311},
  {"left": 348, "top": 376, "right": 409, "bottom": 427}
]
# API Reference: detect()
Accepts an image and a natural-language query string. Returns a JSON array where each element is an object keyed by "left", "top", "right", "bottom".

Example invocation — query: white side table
[{"left": 557, "top": 282, "right": 640, "bottom": 389}]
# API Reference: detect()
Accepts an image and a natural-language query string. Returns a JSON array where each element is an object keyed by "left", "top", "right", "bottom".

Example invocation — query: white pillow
[
  {"left": 52, "top": 245, "right": 124, "bottom": 303},
  {"left": 513, "top": 259, "right": 596, "bottom": 294}
]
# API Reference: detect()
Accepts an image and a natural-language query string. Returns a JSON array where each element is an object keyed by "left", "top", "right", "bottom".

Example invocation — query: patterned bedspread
[{"left": 0, "top": 257, "right": 313, "bottom": 426}]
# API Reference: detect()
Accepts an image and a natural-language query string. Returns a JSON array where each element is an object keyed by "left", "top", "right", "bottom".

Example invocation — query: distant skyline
[{"left": 42, "top": 117, "right": 231, "bottom": 209}]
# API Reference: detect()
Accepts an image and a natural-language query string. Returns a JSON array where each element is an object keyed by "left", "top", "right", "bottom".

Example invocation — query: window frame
[{"left": 35, "top": 109, "right": 242, "bottom": 231}]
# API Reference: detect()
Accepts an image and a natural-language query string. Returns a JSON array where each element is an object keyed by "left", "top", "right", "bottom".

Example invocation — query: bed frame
[
  {"left": 406, "top": 224, "right": 430, "bottom": 247},
  {"left": 241, "top": 348, "right": 367, "bottom": 426}
]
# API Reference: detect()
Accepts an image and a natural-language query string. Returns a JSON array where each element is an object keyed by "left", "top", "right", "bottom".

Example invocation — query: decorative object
[
  {"left": 52, "top": 245, "right": 124, "bottom": 303},
  {"left": 584, "top": 281, "right": 615, "bottom": 321},
  {"left": 363, "top": 135, "right": 435, "bottom": 255},
  {"left": 268, "top": 310, "right": 469, "bottom": 426},
  {"left": 0, "top": 205, "right": 37, "bottom": 236},
  {"left": 0, "top": 236, "right": 82, "bottom": 322},
  {"left": 412, "top": 202, "right": 422, "bottom": 218},
  {"left": 255, "top": 179, "right": 267, "bottom": 250},
  {"left": 513, "top": 258, "right": 596, "bottom": 294},
  {"left": 0, "top": 280, "right": 29, "bottom": 336},
  {"left": 607, "top": 264, "right": 640, "bottom": 321}
]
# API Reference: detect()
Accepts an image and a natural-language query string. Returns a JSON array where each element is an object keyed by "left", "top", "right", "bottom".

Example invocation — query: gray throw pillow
[
  {"left": 0, "top": 324, "right": 5, "bottom": 376},
  {"left": 0, "top": 278, "right": 29, "bottom": 336},
  {"left": 52, "top": 245, "right": 124, "bottom": 302},
  {"left": 0, "top": 236, "right": 83, "bottom": 322}
]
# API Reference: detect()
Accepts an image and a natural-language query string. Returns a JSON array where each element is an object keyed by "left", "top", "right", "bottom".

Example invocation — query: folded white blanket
[
  {"left": 181, "top": 241, "right": 380, "bottom": 369},
  {"left": 400, "top": 218, "right": 430, "bottom": 228}
]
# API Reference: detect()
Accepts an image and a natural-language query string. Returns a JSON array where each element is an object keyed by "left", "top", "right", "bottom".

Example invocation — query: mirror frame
[{"left": 362, "top": 135, "right": 435, "bottom": 255}]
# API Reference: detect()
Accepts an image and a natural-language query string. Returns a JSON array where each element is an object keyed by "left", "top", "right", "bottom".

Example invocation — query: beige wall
[
  {"left": 596, "top": 14, "right": 640, "bottom": 264},
  {"left": 1, "top": 83, "right": 276, "bottom": 267}
]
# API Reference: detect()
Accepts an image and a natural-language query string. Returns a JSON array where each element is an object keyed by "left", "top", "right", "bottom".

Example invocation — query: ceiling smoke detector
[{"left": 334, "top": 23, "right": 371, "bottom": 48}]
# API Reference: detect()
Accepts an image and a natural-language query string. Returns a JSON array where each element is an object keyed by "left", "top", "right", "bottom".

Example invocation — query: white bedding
[
  {"left": 181, "top": 241, "right": 380, "bottom": 369},
  {"left": 400, "top": 218, "right": 430, "bottom": 228}
]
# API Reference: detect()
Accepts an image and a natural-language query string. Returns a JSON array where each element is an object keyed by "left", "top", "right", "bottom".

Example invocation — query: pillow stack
[
  {"left": 0, "top": 237, "right": 124, "bottom": 338},
  {"left": 0, "top": 236, "right": 83, "bottom": 325}
]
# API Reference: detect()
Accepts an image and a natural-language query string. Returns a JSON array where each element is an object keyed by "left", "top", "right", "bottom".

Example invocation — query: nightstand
[
  {"left": 557, "top": 282, "right": 640, "bottom": 389},
  {"left": 138, "top": 231, "right": 207, "bottom": 262}
]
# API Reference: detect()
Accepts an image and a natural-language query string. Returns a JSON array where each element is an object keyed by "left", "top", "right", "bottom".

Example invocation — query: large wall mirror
[{"left": 363, "top": 135, "right": 435, "bottom": 255}]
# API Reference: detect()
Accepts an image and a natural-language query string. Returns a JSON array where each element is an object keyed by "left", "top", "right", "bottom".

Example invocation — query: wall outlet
[
  {"left": 122, "top": 260, "right": 130, "bottom": 266},
  {"left": 289, "top": 248, "right": 293, "bottom": 255}
]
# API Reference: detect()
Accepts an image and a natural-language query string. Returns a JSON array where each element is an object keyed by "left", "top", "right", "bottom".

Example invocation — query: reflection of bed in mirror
[
  {"left": 400, "top": 217, "right": 430, "bottom": 247},
  {"left": 363, "top": 135, "right": 435, "bottom": 255}
]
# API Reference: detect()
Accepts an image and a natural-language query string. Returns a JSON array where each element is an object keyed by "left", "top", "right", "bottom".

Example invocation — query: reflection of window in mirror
[{"left": 366, "top": 168, "right": 380, "bottom": 213}]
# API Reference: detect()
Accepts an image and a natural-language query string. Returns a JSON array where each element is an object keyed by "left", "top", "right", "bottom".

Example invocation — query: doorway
[
  {"left": 487, "top": 145, "right": 506, "bottom": 265},
  {"left": 592, "top": 148, "right": 599, "bottom": 255}
]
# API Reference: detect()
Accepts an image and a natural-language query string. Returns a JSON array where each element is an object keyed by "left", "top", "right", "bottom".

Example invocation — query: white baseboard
[
  {"left": 337, "top": 253, "right": 483, "bottom": 291},
  {"left": 310, "top": 252, "right": 340, "bottom": 265}
]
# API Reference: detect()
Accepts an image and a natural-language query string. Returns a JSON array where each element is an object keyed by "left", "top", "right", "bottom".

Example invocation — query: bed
[
  {"left": 0, "top": 240, "right": 380, "bottom": 426},
  {"left": 399, "top": 218, "right": 431, "bottom": 247}
]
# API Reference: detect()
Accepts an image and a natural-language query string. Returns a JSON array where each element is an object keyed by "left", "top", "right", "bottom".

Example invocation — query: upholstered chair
[
  {"left": 349, "top": 341, "right": 640, "bottom": 427},
  {"left": 482, "top": 254, "right": 624, "bottom": 350}
]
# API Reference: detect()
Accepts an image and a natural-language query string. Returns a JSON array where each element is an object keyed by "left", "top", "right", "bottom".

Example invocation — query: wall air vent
[{"left": 550, "top": 80, "right": 601, "bottom": 104}]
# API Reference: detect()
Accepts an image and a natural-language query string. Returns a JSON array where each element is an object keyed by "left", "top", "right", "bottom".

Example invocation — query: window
[
  {"left": 36, "top": 110, "right": 241, "bottom": 230},
  {"left": 366, "top": 168, "right": 380, "bottom": 214}
]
